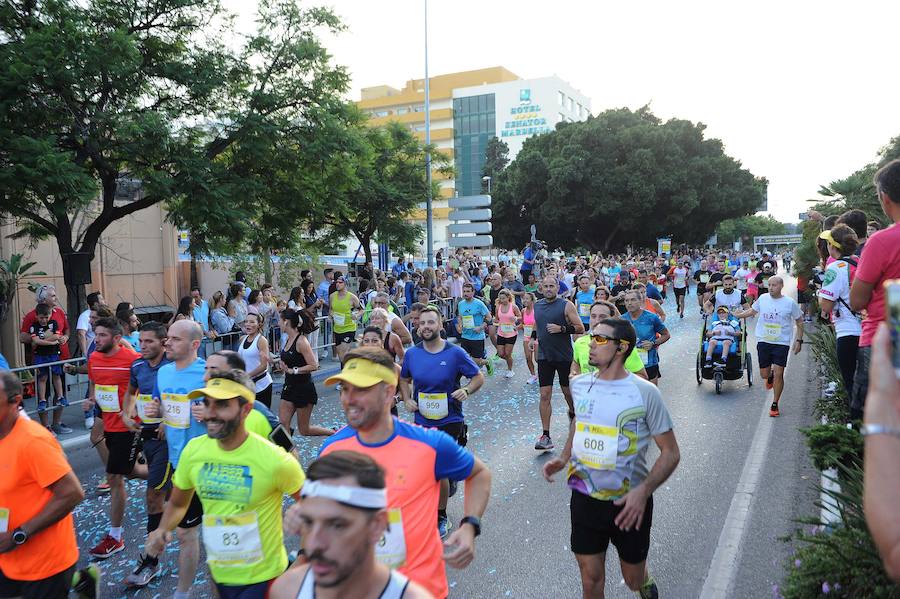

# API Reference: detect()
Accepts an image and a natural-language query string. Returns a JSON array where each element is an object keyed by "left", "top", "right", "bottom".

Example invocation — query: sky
[{"left": 230, "top": 0, "right": 900, "bottom": 224}]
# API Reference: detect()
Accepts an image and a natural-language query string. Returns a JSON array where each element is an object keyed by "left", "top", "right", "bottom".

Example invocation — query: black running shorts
[
  {"left": 105, "top": 431, "right": 141, "bottom": 476},
  {"left": 537, "top": 359, "right": 570, "bottom": 388},
  {"left": 570, "top": 490, "right": 653, "bottom": 564}
]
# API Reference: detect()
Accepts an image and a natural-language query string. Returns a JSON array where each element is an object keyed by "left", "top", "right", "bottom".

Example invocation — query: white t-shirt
[
  {"left": 734, "top": 268, "right": 750, "bottom": 290},
  {"left": 76, "top": 309, "right": 94, "bottom": 345},
  {"left": 715, "top": 289, "right": 744, "bottom": 310},
  {"left": 672, "top": 267, "right": 688, "bottom": 289},
  {"left": 752, "top": 294, "right": 801, "bottom": 346},
  {"left": 817, "top": 259, "right": 861, "bottom": 339}
]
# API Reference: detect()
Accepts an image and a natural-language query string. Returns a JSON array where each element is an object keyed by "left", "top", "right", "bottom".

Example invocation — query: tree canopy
[
  {"left": 716, "top": 214, "right": 786, "bottom": 245},
  {"left": 490, "top": 107, "right": 766, "bottom": 252}
]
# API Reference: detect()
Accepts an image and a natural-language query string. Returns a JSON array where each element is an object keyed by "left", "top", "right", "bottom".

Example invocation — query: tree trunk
[
  {"left": 190, "top": 251, "right": 199, "bottom": 290},
  {"left": 263, "top": 250, "right": 273, "bottom": 285},
  {"left": 361, "top": 236, "right": 373, "bottom": 265},
  {"left": 602, "top": 223, "right": 621, "bottom": 252}
]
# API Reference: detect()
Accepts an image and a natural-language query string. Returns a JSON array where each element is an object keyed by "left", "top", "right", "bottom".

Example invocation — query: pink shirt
[{"left": 855, "top": 224, "right": 900, "bottom": 346}]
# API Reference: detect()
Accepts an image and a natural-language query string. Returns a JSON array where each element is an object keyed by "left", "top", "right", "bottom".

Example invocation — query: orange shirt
[
  {"left": 319, "top": 419, "right": 475, "bottom": 599},
  {"left": 88, "top": 345, "right": 140, "bottom": 433},
  {"left": 0, "top": 415, "right": 79, "bottom": 580}
]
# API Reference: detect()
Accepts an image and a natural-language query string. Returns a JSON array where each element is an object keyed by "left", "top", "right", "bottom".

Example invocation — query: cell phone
[
  {"left": 887, "top": 280, "right": 900, "bottom": 378},
  {"left": 268, "top": 424, "right": 295, "bottom": 453}
]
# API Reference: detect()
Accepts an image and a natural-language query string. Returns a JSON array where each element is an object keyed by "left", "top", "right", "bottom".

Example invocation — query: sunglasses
[{"left": 590, "top": 334, "right": 622, "bottom": 346}]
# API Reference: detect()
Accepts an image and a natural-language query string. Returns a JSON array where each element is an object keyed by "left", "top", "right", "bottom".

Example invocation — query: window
[
  {"left": 413, "top": 124, "right": 426, "bottom": 132},
  {"left": 558, "top": 91, "right": 564, "bottom": 106},
  {"left": 413, "top": 104, "right": 425, "bottom": 112},
  {"left": 374, "top": 110, "right": 390, "bottom": 117},
  {"left": 397, "top": 107, "right": 409, "bottom": 115}
]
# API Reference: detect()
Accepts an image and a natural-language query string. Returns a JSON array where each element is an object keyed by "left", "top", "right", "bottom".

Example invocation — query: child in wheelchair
[{"left": 705, "top": 305, "right": 742, "bottom": 366}]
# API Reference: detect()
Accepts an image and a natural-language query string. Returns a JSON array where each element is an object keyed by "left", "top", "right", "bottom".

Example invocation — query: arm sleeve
[
  {"left": 171, "top": 444, "right": 196, "bottom": 490},
  {"left": 457, "top": 348, "right": 481, "bottom": 379},
  {"left": 276, "top": 449, "right": 306, "bottom": 495},
  {"left": 129, "top": 364, "right": 139, "bottom": 389},
  {"left": 76, "top": 311, "right": 90, "bottom": 333},
  {"left": 433, "top": 430, "right": 475, "bottom": 482},
  {"left": 27, "top": 432, "right": 74, "bottom": 489},
  {"left": 399, "top": 352, "right": 412, "bottom": 379},
  {"left": 653, "top": 316, "right": 667, "bottom": 335},
  {"left": 644, "top": 385, "right": 674, "bottom": 436},
  {"left": 854, "top": 236, "right": 881, "bottom": 284}
]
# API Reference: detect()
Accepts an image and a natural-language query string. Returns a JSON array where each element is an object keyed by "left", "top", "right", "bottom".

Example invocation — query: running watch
[
  {"left": 12, "top": 527, "right": 28, "bottom": 545},
  {"left": 459, "top": 516, "right": 481, "bottom": 537}
]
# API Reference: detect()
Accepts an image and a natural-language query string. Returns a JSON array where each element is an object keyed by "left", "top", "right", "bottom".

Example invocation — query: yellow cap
[
  {"left": 187, "top": 378, "right": 255, "bottom": 403},
  {"left": 324, "top": 358, "right": 399, "bottom": 389},
  {"left": 818, "top": 230, "right": 842, "bottom": 250}
]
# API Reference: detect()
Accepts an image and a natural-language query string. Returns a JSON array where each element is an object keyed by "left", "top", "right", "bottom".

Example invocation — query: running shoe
[
  {"left": 96, "top": 479, "right": 110, "bottom": 494},
  {"left": 766, "top": 374, "right": 774, "bottom": 390},
  {"left": 526, "top": 374, "right": 538, "bottom": 385},
  {"left": 58, "top": 396, "right": 70, "bottom": 407},
  {"left": 504, "top": 370, "right": 515, "bottom": 379},
  {"left": 89, "top": 534, "right": 125, "bottom": 559},
  {"left": 124, "top": 553, "right": 159, "bottom": 587},
  {"left": 534, "top": 434, "right": 554, "bottom": 451},
  {"left": 37, "top": 400, "right": 48, "bottom": 413},
  {"left": 639, "top": 576, "right": 659, "bottom": 599},
  {"left": 485, "top": 358, "right": 495, "bottom": 376},
  {"left": 769, "top": 401, "right": 780, "bottom": 417},
  {"left": 52, "top": 423, "right": 74, "bottom": 435},
  {"left": 72, "top": 564, "right": 101, "bottom": 599},
  {"left": 438, "top": 514, "right": 453, "bottom": 539}
]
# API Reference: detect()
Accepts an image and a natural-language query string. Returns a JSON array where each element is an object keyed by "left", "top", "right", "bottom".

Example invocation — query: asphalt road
[{"left": 60, "top": 276, "right": 820, "bottom": 598}]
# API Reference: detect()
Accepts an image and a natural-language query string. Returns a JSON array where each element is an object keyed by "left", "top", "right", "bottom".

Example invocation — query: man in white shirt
[
  {"left": 734, "top": 276, "right": 803, "bottom": 417},
  {"left": 734, "top": 261, "right": 751, "bottom": 291},
  {"left": 76, "top": 291, "right": 106, "bottom": 355}
]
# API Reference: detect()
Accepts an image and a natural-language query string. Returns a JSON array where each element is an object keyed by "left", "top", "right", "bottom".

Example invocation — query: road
[{"left": 61, "top": 275, "right": 819, "bottom": 598}]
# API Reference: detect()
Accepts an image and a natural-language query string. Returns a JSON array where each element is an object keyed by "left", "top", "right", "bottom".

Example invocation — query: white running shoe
[
  {"left": 526, "top": 375, "right": 538, "bottom": 385},
  {"left": 505, "top": 370, "right": 515, "bottom": 379}
]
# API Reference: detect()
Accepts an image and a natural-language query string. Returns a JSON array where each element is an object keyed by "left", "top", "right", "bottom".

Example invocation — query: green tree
[
  {"left": 0, "top": 0, "right": 348, "bottom": 324},
  {"left": 491, "top": 107, "right": 766, "bottom": 252},
  {"left": 310, "top": 119, "right": 451, "bottom": 265},
  {"left": 481, "top": 136, "right": 509, "bottom": 192},
  {"left": 716, "top": 214, "right": 786, "bottom": 245}
]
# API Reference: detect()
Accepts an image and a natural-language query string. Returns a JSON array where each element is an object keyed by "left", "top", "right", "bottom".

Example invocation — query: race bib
[
  {"left": 375, "top": 508, "right": 406, "bottom": 569},
  {"left": 762, "top": 323, "right": 781, "bottom": 343},
  {"left": 499, "top": 323, "right": 516, "bottom": 335},
  {"left": 699, "top": 274, "right": 710, "bottom": 284},
  {"left": 418, "top": 392, "right": 449, "bottom": 420},
  {"left": 461, "top": 315, "right": 475, "bottom": 329},
  {"left": 573, "top": 422, "right": 618, "bottom": 470},
  {"left": 333, "top": 313, "right": 346, "bottom": 326},
  {"left": 524, "top": 325, "right": 534, "bottom": 338},
  {"left": 135, "top": 394, "right": 161, "bottom": 424},
  {"left": 675, "top": 275, "right": 686, "bottom": 286},
  {"left": 578, "top": 304, "right": 591, "bottom": 317},
  {"left": 95, "top": 384, "right": 120, "bottom": 413},
  {"left": 0, "top": 507, "right": 8, "bottom": 533},
  {"left": 203, "top": 512, "right": 263, "bottom": 567},
  {"left": 637, "top": 348, "right": 650, "bottom": 365},
  {"left": 162, "top": 393, "right": 190, "bottom": 429}
]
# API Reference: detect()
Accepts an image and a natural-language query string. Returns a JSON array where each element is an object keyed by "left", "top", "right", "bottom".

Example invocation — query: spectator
[
  {"left": 867, "top": 220, "right": 881, "bottom": 238},
  {"left": 210, "top": 290, "right": 236, "bottom": 350},
  {"left": 170, "top": 296, "right": 194, "bottom": 324},
  {"left": 850, "top": 159, "right": 900, "bottom": 421},
  {"left": 391, "top": 257, "right": 406, "bottom": 277},
  {"left": 75, "top": 291, "right": 105, "bottom": 356},
  {"left": 29, "top": 303, "right": 69, "bottom": 434},
  {"left": 115, "top": 301, "right": 133, "bottom": 315},
  {"left": 316, "top": 268, "right": 334, "bottom": 317},
  {"left": 0, "top": 370, "right": 85, "bottom": 598},
  {"left": 287, "top": 286, "right": 303, "bottom": 311},
  {"left": 837, "top": 208, "right": 869, "bottom": 256},
  {"left": 226, "top": 282, "right": 248, "bottom": 334},
  {"left": 19, "top": 284, "right": 70, "bottom": 361}
]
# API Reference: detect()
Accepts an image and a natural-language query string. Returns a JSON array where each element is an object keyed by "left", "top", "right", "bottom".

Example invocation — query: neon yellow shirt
[
  {"left": 245, "top": 409, "right": 272, "bottom": 438},
  {"left": 173, "top": 432, "right": 305, "bottom": 585},
  {"left": 573, "top": 335, "right": 644, "bottom": 375}
]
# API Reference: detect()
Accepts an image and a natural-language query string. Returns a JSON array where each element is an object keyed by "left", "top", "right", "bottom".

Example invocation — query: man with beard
[
  {"left": 270, "top": 451, "right": 433, "bottom": 599},
  {"left": 704, "top": 274, "right": 748, "bottom": 314},
  {"left": 87, "top": 317, "right": 143, "bottom": 559},
  {"left": 398, "top": 306, "right": 485, "bottom": 537},
  {"left": 312, "top": 346, "right": 491, "bottom": 599},
  {"left": 146, "top": 370, "right": 305, "bottom": 599}
]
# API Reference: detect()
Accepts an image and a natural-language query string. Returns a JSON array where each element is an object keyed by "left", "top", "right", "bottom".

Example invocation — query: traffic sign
[
  {"left": 449, "top": 209, "right": 492, "bottom": 221},
  {"left": 753, "top": 234, "right": 802, "bottom": 247},
  {"left": 449, "top": 222, "right": 492, "bottom": 234},
  {"left": 449, "top": 235, "right": 493, "bottom": 248},
  {"left": 449, "top": 195, "right": 491, "bottom": 209}
]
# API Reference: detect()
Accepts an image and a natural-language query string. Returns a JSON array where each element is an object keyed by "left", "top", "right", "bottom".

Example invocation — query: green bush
[
  {"left": 801, "top": 424, "right": 863, "bottom": 472},
  {"left": 807, "top": 326, "right": 850, "bottom": 423}
]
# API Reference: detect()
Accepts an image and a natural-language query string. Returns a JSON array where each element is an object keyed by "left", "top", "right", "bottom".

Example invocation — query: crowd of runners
[{"left": 4, "top": 166, "right": 900, "bottom": 599}]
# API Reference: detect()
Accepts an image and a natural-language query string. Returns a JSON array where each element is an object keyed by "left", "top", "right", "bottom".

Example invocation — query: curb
[{"left": 59, "top": 364, "right": 344, "bottom": 453}]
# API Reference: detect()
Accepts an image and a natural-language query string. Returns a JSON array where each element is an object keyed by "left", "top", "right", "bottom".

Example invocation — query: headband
[{"left": 301, "top": 480, "right": 387, "bottom": 509}]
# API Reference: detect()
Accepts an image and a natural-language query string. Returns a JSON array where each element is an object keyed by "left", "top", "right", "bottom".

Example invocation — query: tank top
[
  {"left": 330, "top": 291, "right": 356, "bottom": 333},
  {"left": 280, "top": 334, "right": 312, "bottom": 386},
  {"left": 521, "top": 307, "right": 536, "bottom": 339},
  {"left": 534, "top": 297, "right": 573, "bottom": 362},
  {"left": 295, "top": 568, "right": 409, "bottom": 599},
  {"left": 643, "top": 298, "right": 661, "bottom": 317},
  {"left": 383, "top": 332, "right": 397, "bottom": 359},
  {"left": 497, "top": 302, "right": 517, "bottom": 338},
  {"left": 238, "top": 334, "right": 272, "bottom": 392}
]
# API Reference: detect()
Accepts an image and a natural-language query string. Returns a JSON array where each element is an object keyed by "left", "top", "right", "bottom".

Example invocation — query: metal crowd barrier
[{"left": 8, "top": 357, "right": 91, "bottom": 418}]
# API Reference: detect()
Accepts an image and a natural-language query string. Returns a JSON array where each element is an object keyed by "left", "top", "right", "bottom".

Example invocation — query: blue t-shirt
[
  {"left": 608, "top": 265, "right": 622, "bottom": 279},
  {"left": 622, "top": 310, "right": 667, "bottom": 367},
  {"left": 153, "top": 358, "right": 207, "bottom": 468},
  {"left": 645, "top": 283, "right": 663, "bottom": 301},
  {"left": 0, "top": 353, "right": 8, "bottom": 370},
  {"left": 400, "top": 342, "right": 480, "bottom": 427},
  {"left": 574, "top": 290, "right": 595, "bottom": 325},
  {"left": 457, "top": 299, "right": 490, "bottom": 341},
  {"left": 404, "top": 281, "right": 415, "bottom": 308},
  {"left": 521, "top": 247, "right": 534, "bottom": 271},
  {"left": 130, "top": 356, "right": 172, "bottom": 430},
  {"left": 192, "top": 302, "right": 210, "bottom": 332}
]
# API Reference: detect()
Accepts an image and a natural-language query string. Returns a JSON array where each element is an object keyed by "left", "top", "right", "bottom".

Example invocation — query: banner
[{"left": 656, "top": 238, "right": 672, "bottom": 257}]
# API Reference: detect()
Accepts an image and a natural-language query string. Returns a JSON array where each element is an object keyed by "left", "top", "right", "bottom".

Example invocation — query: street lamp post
[
  {"left": 424, "top": 0, "right": 433, "bottom": 267},
  {"left": 482, "top": 175, "right": 492, "bottom": 194}
]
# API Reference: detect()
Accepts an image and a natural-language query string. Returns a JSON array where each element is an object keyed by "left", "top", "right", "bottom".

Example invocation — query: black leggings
[
  {"left": 255, "top": 385, "right": 273, "bottom": 409},
  {"left": 836, "top": 335, "right": 859, "bottom": 408}
]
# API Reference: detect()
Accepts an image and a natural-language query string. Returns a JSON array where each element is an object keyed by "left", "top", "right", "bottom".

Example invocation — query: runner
[
  {"left": 571, "top": 301, "right": 647, "bottom": 380},
  {"left": 622, "top": 290, "right": 670, "bottom": 386},
  {"left": 269, "top": 451, "right": 433, "bottom": 599},
  {"left": 755, "top": 262, "right": 776, "bottom": 296},
  {"left": 574, "top": 275, "right": 596, "bottom": 337},
  {"left": 493, "top": 289, "right": 521, "bottom": 378},
  {"left": 86, "top": 317, "right": 144, "bottom": 559},
  {"left": 704, "top": 274, "right": 748, "bottom": 314},
  {"left": 309, "top": 347, "right": 492, "bottom": 599},
  {"left": 693, "top": 260, "right": 712, "bottom": 309},
  {"left": 632, "top": 283, "right": 666, "bottom": 321},
  {"left": 520, "top": 292, "right": 538, "bottom": 384},
  {"left": 0, "top": 370, "right": 86, "bottom": 599},
  {"left": 276, "top": 308, "right": 332, "bottom": 438},
  {"left": 455, "top": 282, "right": 495, "bottom": 375},
  {"left": 146, "top": 371, "right": 305, "bottom": 599},
  {"left": 121, "top": 321, "right": 172, "bottom": 587},
  {"left": 330, "top": 274, "right": 362, "bottom": 364},
  {"left": 534, "top": 275, "right": 585, "bottom": 451},
  {"left": 670, "top": 260, "right": 690, "bottom": 319},
  {"left": 542, "top": 317, "right": 680, "bottom": 599},
  {"left": 237, "top": 313, "right": 274, "bottom": 408},
  {"left": 734, "top": 276, "right": 804, "bottom": 417},
  {"left": 141, "top": 319, "right": 207, "bottom": 599},
  {"left": 399, "top": 306, "right": 485, "bottom": 536}
]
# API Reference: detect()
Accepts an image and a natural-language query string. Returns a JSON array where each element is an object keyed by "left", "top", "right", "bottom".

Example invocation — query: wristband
[
  {"left": 860, "top": 424, "right": 900, "bottom": 438},
  {"left": 564, "top": 324, "right": 575, "bottom": 334}
]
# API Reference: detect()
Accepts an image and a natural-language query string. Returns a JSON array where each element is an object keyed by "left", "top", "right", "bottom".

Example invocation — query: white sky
[{"left": 230, "top": 0, "right": 900, "bottom": 223}]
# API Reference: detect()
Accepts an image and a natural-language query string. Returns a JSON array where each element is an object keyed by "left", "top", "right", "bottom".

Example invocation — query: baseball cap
[
  {"left": 324, "top": 358, "right": 399, "bottom": 389},
  {"left": 187, "top": 377, "right": 255, "bottom": 403},
  {"left": 716, "top": 305, "right": 729, "bottom": 314}
]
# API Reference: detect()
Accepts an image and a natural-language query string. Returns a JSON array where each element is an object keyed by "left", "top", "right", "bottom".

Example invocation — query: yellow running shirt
[{"left": 173, "top": 432, "right": 305, "bottom": 585}]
